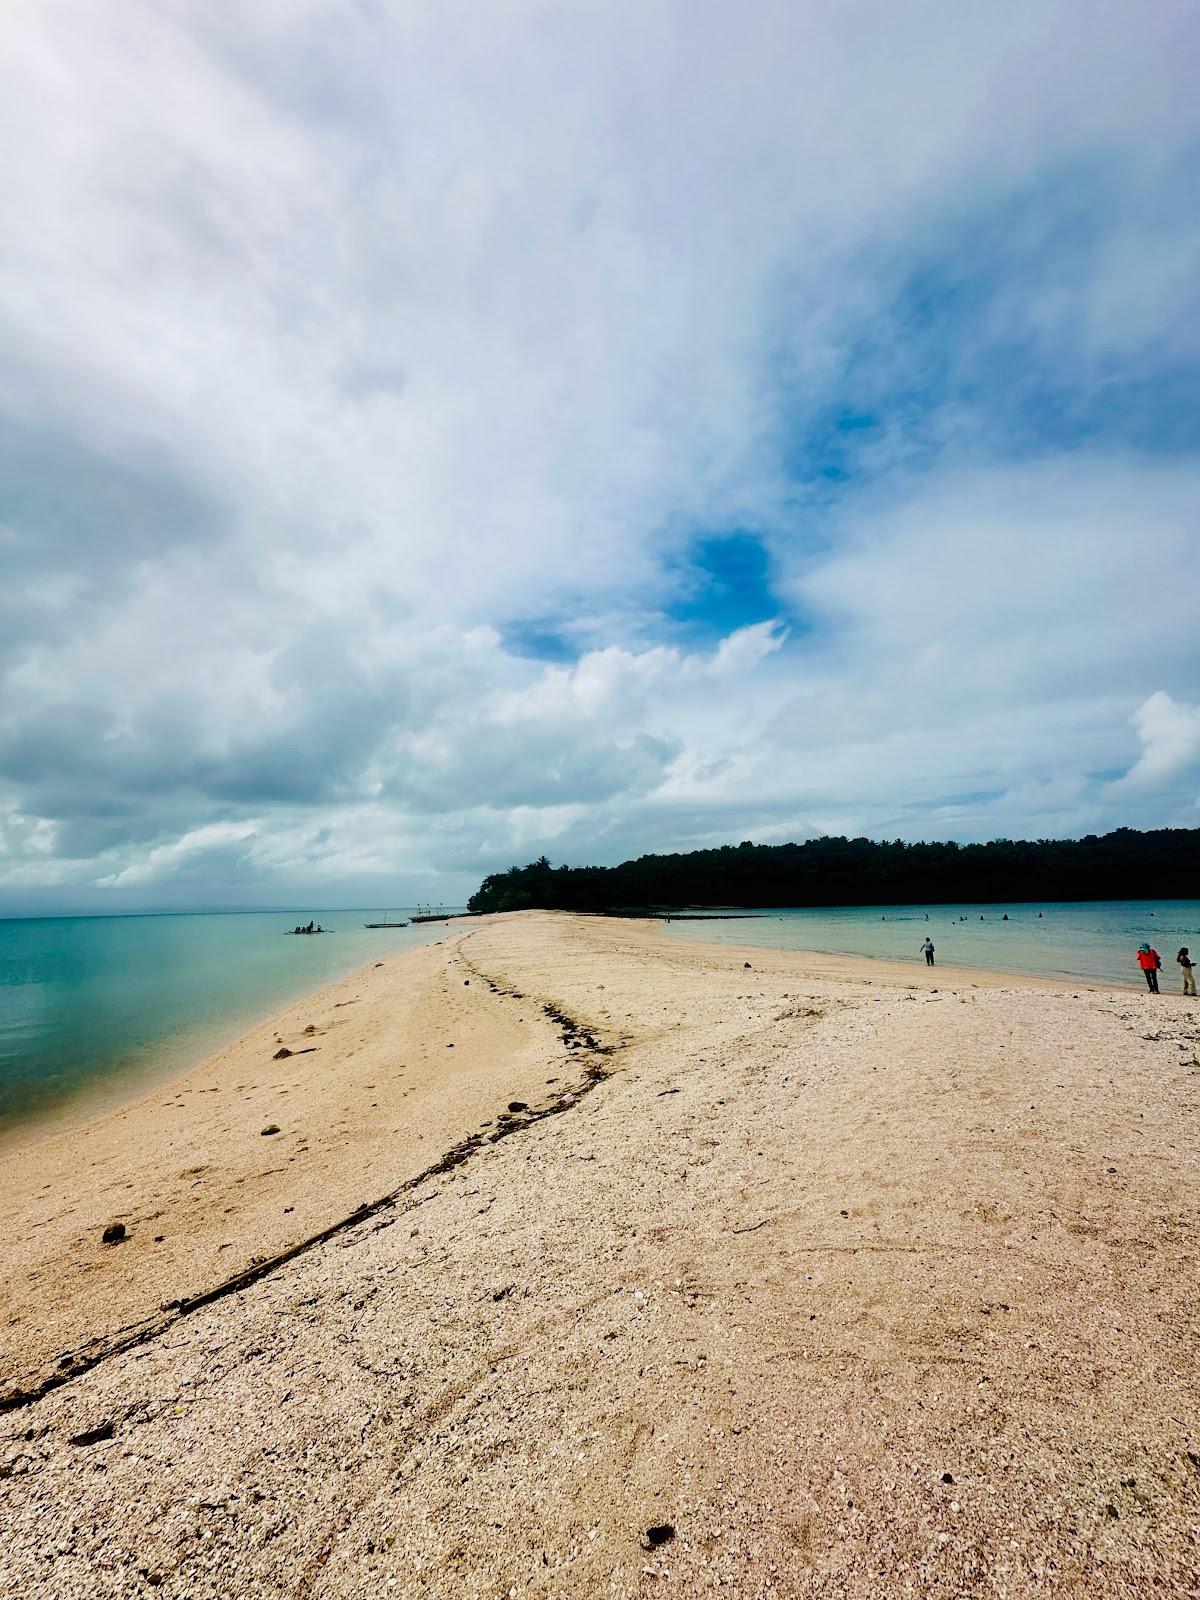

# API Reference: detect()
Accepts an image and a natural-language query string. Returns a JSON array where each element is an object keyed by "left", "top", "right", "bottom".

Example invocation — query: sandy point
[{"left": 1, "top": 911, "right": 1198, "bottom": 1598}]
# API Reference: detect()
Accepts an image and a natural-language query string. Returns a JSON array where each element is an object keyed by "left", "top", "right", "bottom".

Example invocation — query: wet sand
[{"left": 2, "top": 911, "right": 1198, "bottom": 1598}]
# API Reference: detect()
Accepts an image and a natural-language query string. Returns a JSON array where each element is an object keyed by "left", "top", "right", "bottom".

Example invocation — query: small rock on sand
[
  {"left": 261, "top": 1125, "right": 281, "bottom": 1137},
  {"left": 69, "top": 1420, "right": 115, "bottom": 1447},
  {"left": 642, "top": 1524, "right": 675, "bottom": 1550},
  {"left": 101, "top": 1223, "right": 126, "bottom": 1245},
  {"left": 273, "top": 1047, "right": 293, "bottom": 1060}
]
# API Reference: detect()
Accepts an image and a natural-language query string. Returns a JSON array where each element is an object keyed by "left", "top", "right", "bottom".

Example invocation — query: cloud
[
  {"left": 1, "top": 2, "right": 1199, "bottom": 907},
  {"left": 1113, "top": 692, "right": 1200, "bottom": 793},
  {"left": 96, "top": 820, "right": 259, "bottom": 888},
  {"left": 791, "top": 459, "right": 1200, "bottom": 706}
]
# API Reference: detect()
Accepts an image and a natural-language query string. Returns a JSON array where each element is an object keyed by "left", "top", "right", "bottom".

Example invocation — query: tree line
[{"left": 467, "top": 827, "right": 1200, "bottom": 914}]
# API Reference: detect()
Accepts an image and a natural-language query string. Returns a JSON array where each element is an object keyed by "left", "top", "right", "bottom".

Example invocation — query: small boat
[{"left": 364, "top": 914, "right": 409, "bottom": 928}]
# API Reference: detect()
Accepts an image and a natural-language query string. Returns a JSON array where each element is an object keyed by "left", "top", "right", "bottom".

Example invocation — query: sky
[{"left": 1, "top": 0, "right": 1199, "bottom": 913}]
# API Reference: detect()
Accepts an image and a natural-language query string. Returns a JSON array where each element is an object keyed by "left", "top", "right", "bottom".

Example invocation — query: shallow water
[
  {"left": 666, "top": 899, "right": 1200, "bottom": 989},
  {"left": 0, "top": 909, "right": 461, "bottom": 1129}
]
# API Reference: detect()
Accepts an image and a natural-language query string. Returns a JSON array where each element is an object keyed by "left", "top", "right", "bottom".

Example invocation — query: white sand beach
[{"left": 2, "top": 912, "right": 1198, "bottom": 1598}]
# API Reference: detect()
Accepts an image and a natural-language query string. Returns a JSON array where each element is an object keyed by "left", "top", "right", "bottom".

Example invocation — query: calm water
[
  {"left": 0, "top": 909, "right": 463, "bottom": 1130},
  {"left": 666, "top": 900, "right": 1200, "bottom": 988},
  {"left": 6, "top": 899, "right": 1197, "bottom": 1135}
]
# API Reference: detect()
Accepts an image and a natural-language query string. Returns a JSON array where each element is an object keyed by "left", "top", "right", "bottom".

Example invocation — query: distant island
[{"left": 468, "top": 826, "right": 1200, "bottom": 914}]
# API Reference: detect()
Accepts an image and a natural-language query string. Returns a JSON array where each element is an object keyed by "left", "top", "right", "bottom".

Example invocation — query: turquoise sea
[
  {"left": 0, "top": 909, "right": 461, "bottom": 1132},
  {"left": 4, "top": 900, "right": 1197, "bottom": 1136},
  {"left": 666, "top": 899, "right": 1200, "bottom": 988}
]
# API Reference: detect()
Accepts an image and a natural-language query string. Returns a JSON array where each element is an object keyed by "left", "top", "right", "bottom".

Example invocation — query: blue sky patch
[{"left": 662, "top": 532, "right": 780, "bottom": 643}]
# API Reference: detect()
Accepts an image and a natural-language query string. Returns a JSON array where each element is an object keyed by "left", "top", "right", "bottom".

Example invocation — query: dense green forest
[{"left": 467, "top": 828, "right": 1200, "bottom": 914}]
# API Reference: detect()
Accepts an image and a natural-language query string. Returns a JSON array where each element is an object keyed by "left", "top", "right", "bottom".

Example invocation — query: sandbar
[{"left": 1, "top": 911, "right": 1198, "bottom": 1598}]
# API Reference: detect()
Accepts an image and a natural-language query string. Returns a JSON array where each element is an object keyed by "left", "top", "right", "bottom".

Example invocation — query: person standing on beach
[
  {"left": 1178, "top": 947, "right": 1197, "bottom": 997},
  {"left": 921, "top": 937, "right": 935, "bottom": 966},
  {"left": 1137, "top": 943, "right": 1161, "bottom": 993}
]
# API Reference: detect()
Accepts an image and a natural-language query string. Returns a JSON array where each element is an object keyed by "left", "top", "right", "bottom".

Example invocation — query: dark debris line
[{"left": 0, "top": 962, "right": 620, "bottom": 1416}]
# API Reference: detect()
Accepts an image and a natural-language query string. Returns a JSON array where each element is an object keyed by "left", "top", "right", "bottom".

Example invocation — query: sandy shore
[
  {"left": 0, "top": 919, "right": 571, "bottom": 1394},
  {"left": 2, "top": 911, "right": 1199, "bottom": 1598}
]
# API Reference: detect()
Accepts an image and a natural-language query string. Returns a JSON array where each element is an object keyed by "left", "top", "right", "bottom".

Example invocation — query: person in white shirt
[{"left": 1178, "top": 947, "right": 1196, "bottom": 997}]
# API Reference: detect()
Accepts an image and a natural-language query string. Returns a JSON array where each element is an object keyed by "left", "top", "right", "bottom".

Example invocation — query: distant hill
[{"left": 467, "top": 828, "right": 1200, "bottom": 914}]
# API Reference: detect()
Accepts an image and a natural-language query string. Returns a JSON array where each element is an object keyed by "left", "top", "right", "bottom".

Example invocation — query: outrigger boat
[{"left": 363, "top": 913, "right": 409, "bottom": 928}]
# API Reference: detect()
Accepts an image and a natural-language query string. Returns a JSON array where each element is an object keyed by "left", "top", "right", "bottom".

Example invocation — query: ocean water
[
  {"left": 666, "top": 900, "right": 1200, "bottom": 989},
  {"left": 0, "top": 909, "right": 462, "bottom": 1131},
  {"left": 6, "top": 899, "right": 1197, "bottom": 1136}
]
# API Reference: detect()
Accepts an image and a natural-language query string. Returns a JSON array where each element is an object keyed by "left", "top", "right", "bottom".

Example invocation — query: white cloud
[
  {"left": 791, "top": 459, "right": 1200, "bottom": 713},
  {"left": 96, "top": 820, "right": 260, "bottom": 888},
  {"left": 1113, "top": 692, "right": 1200, "bottom": 793},
  {"left": 710, "top": 622, "right": 788, "bottom": 680},
  {"left": 0, "top": 2, "right": 1198, "bottom": 905}
]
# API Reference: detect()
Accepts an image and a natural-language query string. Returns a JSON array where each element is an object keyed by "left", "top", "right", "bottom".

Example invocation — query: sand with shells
[{"left": 2, "top": 911, "right": 1198, "bottom": 1598}]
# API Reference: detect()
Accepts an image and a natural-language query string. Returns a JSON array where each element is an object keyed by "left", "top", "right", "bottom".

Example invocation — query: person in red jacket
[{"left": 1136, "top": 943, "right": 1161, "bottom": 993}]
